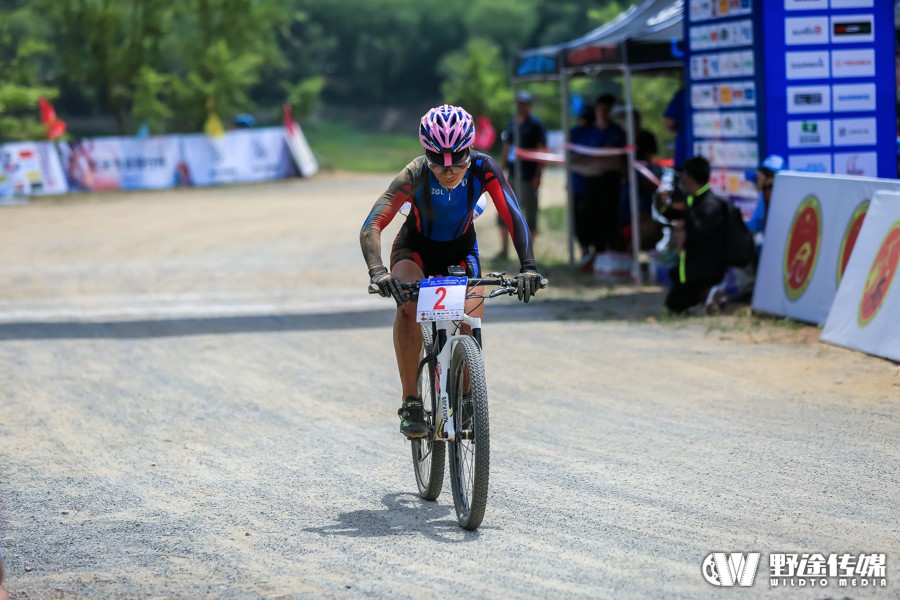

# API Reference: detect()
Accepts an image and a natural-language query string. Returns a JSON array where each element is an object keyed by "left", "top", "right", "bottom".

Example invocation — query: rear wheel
[
  {"left": 447, "top": 335, "right": 490, "bottom": 530},
  {"left": 411, "top": 324, "right": 445, "bottom": 500}
]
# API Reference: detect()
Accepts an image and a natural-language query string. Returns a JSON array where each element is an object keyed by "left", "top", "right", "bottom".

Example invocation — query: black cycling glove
[
  {"left": 370, "top": 266, "right": 404, "bottom": 304},
  {"left": 516, "top": 269, "right": 543, "bottom": 303}
]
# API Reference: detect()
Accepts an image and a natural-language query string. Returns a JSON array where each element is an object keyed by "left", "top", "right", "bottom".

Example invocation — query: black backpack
[{"left": 721, "top": 198, "right": 755, "bottom": 268}]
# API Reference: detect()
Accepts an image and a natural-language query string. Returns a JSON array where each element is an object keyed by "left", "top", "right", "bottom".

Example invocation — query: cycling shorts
[{"left": 390, "top": 224, "right": 481, "bottom": 278}]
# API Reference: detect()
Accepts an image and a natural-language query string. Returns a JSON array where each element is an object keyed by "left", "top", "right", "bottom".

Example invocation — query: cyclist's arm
[
  {"left": 481, "top": 155, "right": 536, "bottom": 271},
  {"left": 360, "top": 158, "right": 422, "bottom": 273}
]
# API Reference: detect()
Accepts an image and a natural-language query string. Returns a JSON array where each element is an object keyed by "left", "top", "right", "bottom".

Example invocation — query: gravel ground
[{"left": 0, "top": 172, "right": 898, "bottom": 599}]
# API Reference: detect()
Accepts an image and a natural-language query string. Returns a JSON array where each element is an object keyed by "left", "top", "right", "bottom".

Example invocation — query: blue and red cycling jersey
[{"left": 360, "top": 152, "right": 536, "bottom": 275}]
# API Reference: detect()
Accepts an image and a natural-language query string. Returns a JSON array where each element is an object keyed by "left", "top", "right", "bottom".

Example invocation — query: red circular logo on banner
[
  {"left": 837, "top": 200, "right": 870, "bottom": 286},
  {"left": 858, "top": 220, "right": 900, "bottom": 328},
  {"left": 783, "top": 195, "right": 822, "bottom": 301}
]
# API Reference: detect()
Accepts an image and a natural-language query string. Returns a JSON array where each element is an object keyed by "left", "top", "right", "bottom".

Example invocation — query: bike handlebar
[{"left": 367, "top": 273, "right": 549, "bottom": 300}]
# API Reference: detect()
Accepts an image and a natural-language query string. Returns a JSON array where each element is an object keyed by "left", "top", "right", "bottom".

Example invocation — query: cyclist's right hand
[{"left": 370, "top": 266, "right": 404, "bottom": 304}]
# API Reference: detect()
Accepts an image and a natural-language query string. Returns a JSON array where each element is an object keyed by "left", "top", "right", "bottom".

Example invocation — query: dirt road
[{"left": 1, "top": 172, "right": 898, "bottom": 599}]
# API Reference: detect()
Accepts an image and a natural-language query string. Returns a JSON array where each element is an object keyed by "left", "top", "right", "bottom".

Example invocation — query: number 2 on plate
[{"left": 434, "top": 287, "right": 446, "bottom": 310}]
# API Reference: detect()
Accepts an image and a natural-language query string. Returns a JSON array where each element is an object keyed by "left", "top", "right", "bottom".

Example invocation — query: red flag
[
  {"left": 38, "top": 96, "right": 66, "bottom": 140},
  {"left": 283, "top": 103, "right": 297, "bottom": 135},
  {"left": 474, "top": 115, "right": 496, "bottom": 150}
]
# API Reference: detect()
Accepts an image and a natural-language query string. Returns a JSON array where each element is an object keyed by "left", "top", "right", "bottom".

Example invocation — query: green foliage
[
  {"left": 462, "top": 0, "right": 540, "bottom": 55},
  {"left": 283, "top": 77, "right": 325, "bottom": 120},
  {"left": 439, "top": 39, "right": 513, "bottom": 130},
  {"left": 0, "top": 3, "right": 58, "bottom": 141},
  {"left": 0, "top": 0, "right": 666, "bottom": 146},
  {"left": 130, "top": 67, "right": 173, "bottom": 135}
]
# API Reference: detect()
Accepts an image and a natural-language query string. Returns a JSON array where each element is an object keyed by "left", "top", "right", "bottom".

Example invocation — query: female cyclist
[{"left": 360, "top": 104, "right": 543, "bottom": 438}]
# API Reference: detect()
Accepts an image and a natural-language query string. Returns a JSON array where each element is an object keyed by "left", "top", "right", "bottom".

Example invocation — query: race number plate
[{"left": 416, "top": 276, "right": 467, "bottom": 322}]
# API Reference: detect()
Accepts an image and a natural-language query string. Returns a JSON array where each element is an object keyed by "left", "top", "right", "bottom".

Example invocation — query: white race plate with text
[{"left": 416, "top": 277, "right": 467, "bottom": 322}]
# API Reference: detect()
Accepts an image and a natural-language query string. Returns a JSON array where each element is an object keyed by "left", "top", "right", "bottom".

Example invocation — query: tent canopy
[{"left": 512, "top": 0, "right": 684, "bottom": 82}]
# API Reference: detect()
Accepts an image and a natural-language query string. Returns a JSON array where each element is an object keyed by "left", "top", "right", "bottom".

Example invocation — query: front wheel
[
  {"left": 411, "top": 324, "right": 445, "bottom": 500},
  {"left": 447, "top": 335, "right": 490, "bottom": 530}
]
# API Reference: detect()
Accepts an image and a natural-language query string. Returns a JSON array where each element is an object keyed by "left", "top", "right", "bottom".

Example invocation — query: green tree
[
  {"left": 130, "top": 66, "right": 173, "bottom": 135},
  {"left": 36, "top": 0, "right": 173, "bottom": 134},
  {"left": 0, "top": 2, "right": 59, "bottom": 141},
  {"left": 439, "top": 38, "right": 512, "bottom": 134}
]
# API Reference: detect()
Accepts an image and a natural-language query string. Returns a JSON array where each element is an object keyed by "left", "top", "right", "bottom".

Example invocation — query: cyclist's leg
[
  {"left": 462, "top": 245, "right": 484, "bottom": 326},
  {"left": 391, "top": 256, "right": 425, "bottom": 399}
]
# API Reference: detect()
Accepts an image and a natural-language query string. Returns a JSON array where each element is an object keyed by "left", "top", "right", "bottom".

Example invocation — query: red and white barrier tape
[{"left": 515, "top": 146, "right": 662, "bottom": 187}]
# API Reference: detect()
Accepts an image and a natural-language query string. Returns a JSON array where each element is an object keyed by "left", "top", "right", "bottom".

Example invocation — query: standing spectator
[
  {"left": 570, "top": 107, "right": 602, "bottom": 263},
  {"left": 620, "top": 109, "right": 662, "bottom": 250},
  {"left": 591, "top": 94, "right": 626, "bottom": 252},
  {"left": 664, "top": 86, "right": 687, "bottom": 172},
  {"left": 497, "top": 90, "right": 546, "bottom": 260},
  {"left": 657, "top": 156, "right": 728, "bottom": 313}
]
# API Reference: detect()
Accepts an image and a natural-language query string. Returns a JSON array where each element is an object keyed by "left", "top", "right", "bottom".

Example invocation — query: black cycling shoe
[{"left": 398, "top": 396, "right": 428, "bottom": 439}]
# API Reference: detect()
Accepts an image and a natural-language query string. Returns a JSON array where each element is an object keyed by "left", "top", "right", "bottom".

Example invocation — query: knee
[{"left": 397, "top": 302, "right": 418, "bottom": 325}]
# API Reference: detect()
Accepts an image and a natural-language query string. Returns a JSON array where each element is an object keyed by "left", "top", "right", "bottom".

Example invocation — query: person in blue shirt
[{"left": 746, "top": 154, "right": 785, "bottom": 240}]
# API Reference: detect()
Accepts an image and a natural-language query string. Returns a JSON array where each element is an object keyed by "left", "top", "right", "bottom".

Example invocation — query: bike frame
[{"left": 427, "top": 313, "right": 482, "bottom": 443}]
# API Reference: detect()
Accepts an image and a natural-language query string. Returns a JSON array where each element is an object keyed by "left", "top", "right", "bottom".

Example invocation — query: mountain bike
[{"left": 370, "top": 268, "right": 547, "bottom": 530}]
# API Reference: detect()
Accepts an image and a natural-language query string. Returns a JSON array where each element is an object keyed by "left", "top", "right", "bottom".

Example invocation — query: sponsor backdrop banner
[
  {"left": 59, "top": 136, "right": 180, "bottom": 191},
  {"left": 821, "top": 190, "right": 900, "bottom": 361},
  {"left": 0, "top": 142, "right": 68, "bottom": 201},
  {"left": 763, "top": 0, "right": 896, "bottom": 179},
  {"left": 752, "top": 172, "right": 900, "bottom": 324},
  {"left": 179, "top": 127, "right": 294, "bottom": 187},
  {"left": 685, "top": 1, "right": 760, "bottom": 214}
]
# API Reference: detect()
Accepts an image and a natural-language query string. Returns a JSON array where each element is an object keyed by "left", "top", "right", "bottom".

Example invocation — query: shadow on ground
[{"left": 303, "top": 492, "right": 485, "bottom": 542}]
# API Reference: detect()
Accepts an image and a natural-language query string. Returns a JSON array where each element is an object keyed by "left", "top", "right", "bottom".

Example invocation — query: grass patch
[
  {"left": 304, "top": 120, "right": 422, "bottom": 173},
  {"left": 541, "top": 205, "right": 567, "bottom": 233}
]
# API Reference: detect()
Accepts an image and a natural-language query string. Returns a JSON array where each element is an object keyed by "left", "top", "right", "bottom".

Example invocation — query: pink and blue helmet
[{"left": 419, "top": 104, "right": 475, "bottom": 166}]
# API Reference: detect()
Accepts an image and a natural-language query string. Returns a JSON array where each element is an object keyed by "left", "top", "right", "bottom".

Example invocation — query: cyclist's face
[{"left": 427, "top": 153, "right": 470, "bottom": 188}]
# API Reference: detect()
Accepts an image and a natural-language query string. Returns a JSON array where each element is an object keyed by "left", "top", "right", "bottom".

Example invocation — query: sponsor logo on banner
[
  {"left": 831, "top": 49, "right": 875, "bottom": 78},
  {"left": 838, "top": 200, "right": 870, "bottom": 285},
  {"left": 833, "top": 118, "right": 876, "bottom": 147},
  {"left": 786, "top": 51, "right": 830, "bottom": 79},
  {"left": 830, "top": 0, "right": 873, "bottom": 7},
  {"left": 784, "top": 195, "right": 823, "bottom": 301},
  {"left": 787, "top": 85, "right": 831, "bottom": 114},
  {"left": 858, "top": 221, "right": 900, "bottom": 327},
  {"left": 831, "top": 84, "right": 876, "bottom": 112},
  {"left": 788, "top": 120, "right": 832, "bottom": 148},
  {"left": 834, "top": 152, "right": 878, "bottom": 177},
  {"left": 516, "top": 54, "right": 558, "bottom": 76},
  {"left": 785, "top": 17, "right": 829, "bottom": 45},
  {"left": 785, "top": 0, "right": 828, "bottom": 9},
  {"left": 692, "top": 82, "right": 756, "bottom": 108},
  {"left": 789, "top": 153, "right": 832, "bottom": 173},
  {"left": 831, "top": 15, "right": 874, "bottom": 43}
]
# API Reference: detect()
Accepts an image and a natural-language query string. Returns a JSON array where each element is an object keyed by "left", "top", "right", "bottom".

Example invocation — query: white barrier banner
[
  {"left": 821, "top": 191, "right": 900, "bottom": 361},
  {"left": 0, "top": 142, "right": 68, "bottom": 201},
  {"left": 752, "top": 172, "right": 900, "bottom": 323},
  {"left": 179, "top": 127, "right": 293, "bottom": 186},
  {"left": 58, "top": 136, "right": 180, "bottom": 191},
  {"left": 284, "top": 122, "right": 319, "bottom": 178}
]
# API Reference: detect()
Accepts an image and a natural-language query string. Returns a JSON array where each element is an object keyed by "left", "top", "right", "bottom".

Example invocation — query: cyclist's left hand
[{"left": 516, "top": 270, "right": 542, "bottom": 303}]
